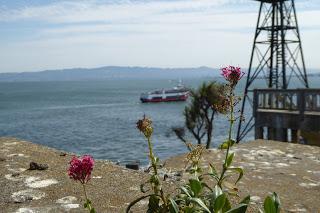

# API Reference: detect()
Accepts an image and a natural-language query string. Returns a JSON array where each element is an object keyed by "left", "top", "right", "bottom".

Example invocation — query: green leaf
[
  {"left": 225, "top": 203, "right": 248, "bottom": 213},
  {"left": 189, "top": 179, "right": 202, "bottom": 197},
  {"left": 90, "top": 208, "right": 96, "bottom": 213},
  {"left": 148, "top": 194, "right": 160, "bottom": 213},
  {"left": 209, "top": 163, "right": 218, "bottom": 176},
  {"left": 222, "top": 197, "right": 232, "bottom": 212},
  {"left": 229, "top": 139, "right": 236, "bottom": 147},
  {"left": 228, "top": 167, "right": 244, "bottom": 184},
  {"left": 180, "top": 186, "right": 192, "bottom": 197},
  {"left": 214, "top": 193, "right": 227, "bottom": 212},
  {"left": 213, "top": 185, "right": 223, "bottom": 199},
  {"left": 272, "top": 192, "right": 281, "bottom": 212},
  {"left": 219, "top": 139, "right": 235, "bottom": 149},
  {"left": 201, "top": 182, "right": 213, "bottom": 192},
  {"left": 226, "top": 152, "right": 235, "bottom": 168},
  {"left": 169, "top": 198, "right": 179, "bottom": 213},
  {"left": 220, "top": 141, "right": 229, "bottom": 149},
  {"left": 264, "top": 193, "right": 281, "bottom": 213},
  {"left": 223, "top": 181, "right": 238, "bottom": 194},
  {"left": 224, "top": 196, "right": 249, "bottom": 213},
  {"left": 150, "top": 174, "right": 160, "bottom": 185},
  {"left": 208, "top": 163, "right": 219, "bottom": 181},
  {"left": 184, "top": 207, "right": 194, "bottom": 213},
  {"left": 264, "top": 196, "right": 276, "bottom": 213},
  {"left": 190, "top": 198, "right": 211, "bottom": 213}
]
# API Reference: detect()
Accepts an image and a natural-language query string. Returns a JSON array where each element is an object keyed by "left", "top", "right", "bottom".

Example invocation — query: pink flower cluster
[
  {"left": 68, "top": 155, "right": 94, "bottom": 184},
  {"left": 221, "top": 66, "right": 244, "bottom": 86}
]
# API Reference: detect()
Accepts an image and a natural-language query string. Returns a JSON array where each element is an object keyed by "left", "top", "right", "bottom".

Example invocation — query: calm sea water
[{"left": 0, "top": 76, "right": 319, "bottom": 165}]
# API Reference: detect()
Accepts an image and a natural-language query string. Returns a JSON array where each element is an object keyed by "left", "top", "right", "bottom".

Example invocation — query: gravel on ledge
[{"left": 1, "top": 137, "right": 319, "bottom": 212}]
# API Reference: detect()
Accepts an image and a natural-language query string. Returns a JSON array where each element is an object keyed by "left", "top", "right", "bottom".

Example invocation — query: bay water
[{"left": 0, "top": 76, "right": 319, "bottom": 165}]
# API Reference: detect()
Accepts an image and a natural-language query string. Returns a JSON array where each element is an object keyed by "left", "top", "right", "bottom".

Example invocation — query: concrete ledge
[
  {"left": 1, "top": 138, "right": 319, "bottom": 212},
  {"left": 0, "top": 137, "right": 148, "bottom": 213},
  {"left": 164, "top": 140, "right": 320, "bottom": 212}
]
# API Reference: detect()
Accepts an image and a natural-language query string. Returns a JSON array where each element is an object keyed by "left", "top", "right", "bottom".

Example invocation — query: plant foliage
[{"left": 127, "top": 66, "right": 281, "bottom": 213}]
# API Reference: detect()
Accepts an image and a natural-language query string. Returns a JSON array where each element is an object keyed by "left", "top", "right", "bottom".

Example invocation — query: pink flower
[
  {"left": 68, "top": 155, "right": 94, "bottom": 184},
  {"left": 221, "top": 66, "right": 244, "bottom": 87}
]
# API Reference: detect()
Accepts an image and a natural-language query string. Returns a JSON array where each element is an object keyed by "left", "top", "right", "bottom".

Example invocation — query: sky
[{"left": 0, "top": 0, "right": 319, "bottom": 73}]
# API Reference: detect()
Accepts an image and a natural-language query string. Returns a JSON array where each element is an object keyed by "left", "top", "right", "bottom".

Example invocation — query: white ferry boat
[{"left": 140, "top": 83, "right": 190, "bottom": 103}]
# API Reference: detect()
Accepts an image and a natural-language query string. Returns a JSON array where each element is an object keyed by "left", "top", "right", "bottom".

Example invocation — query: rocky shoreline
[{"left": 0, "top": 137, "right": 319, "bottom": 212}]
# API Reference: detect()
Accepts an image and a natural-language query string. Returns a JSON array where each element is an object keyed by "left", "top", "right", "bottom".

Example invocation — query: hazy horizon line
[
  {"left": 1, "top": 65, "right": 319, "bottom": 75},
  {"left": 0, "top": 65, "right": 219, "bottom": 74}
]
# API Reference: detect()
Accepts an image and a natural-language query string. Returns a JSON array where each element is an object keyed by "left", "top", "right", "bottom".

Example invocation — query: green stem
[
  {"left": 82, "top": 184, "right": 93, "bottom": 212},
  {"left": 82, "top": 184, "right": 89, "bottom": 202},
  {"left": 218, "top": 87, "right": 235, "bottom": 188},
  {"left": 147, "top": 137, "right": 167, "bottom": 206},
  {"left": 147, "top": 137, "right": 158, "bottom": 181}
]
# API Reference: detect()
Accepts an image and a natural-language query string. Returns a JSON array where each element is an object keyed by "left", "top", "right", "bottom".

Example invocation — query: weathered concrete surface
[
  {"left": 164, "top": 140, "right": 320, "bottom": 212},
  {"left": 1, "top": 137, "right": 320, "bottom": 212},
  {"left": 0, "top": 137, "right": 149, "bottom": 213}
]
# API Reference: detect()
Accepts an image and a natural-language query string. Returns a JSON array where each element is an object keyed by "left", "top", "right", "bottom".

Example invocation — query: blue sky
[{"left": 0, "top": 0, "right": 319, "bottom": 73}]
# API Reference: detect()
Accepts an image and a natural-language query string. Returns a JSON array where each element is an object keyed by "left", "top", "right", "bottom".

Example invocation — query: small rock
[
  {"left": 25, "top": 176, "right": 58, "bottom": 188},
  {"left": 59, "top": 152, "right": 67, "bottom": 157},
  {"left": 129, "top": 186, "right": 139, "bottom": 191},
  {"left": 28, "top": 162, "right": 48, "bottom": 170},
  {"left": 62, "top": 204, "right": 80, "bottom": 209},
  {"left": 126, "top": 163, "right": 139, "bottom": 170},
  {"left": 251, "top": 196, "right": 261, "bottom": 202},
  {"left": 13, "top": 194, "right": 33, "bottom": 203},
  {"left": 56, "top": 196, "right": 77, "bottom": 204},
  {"left": 163, "top": 174, "right": 169, "bottom": 181},
  {"left": 12, "top": 172, "right": 20, "bottom": 177},
  {"left": 174, "top": 171, "right": 183, "bottom": 177},
  {"left": 15, "top": 207, "right": 54, "bottom": 213},
  {"left": 16, "top": 207, "right": 34, "bottom": 213},
  {"left": 8, "top": 167, "right": 27, "bottom": 173},
  {"left": 12, "top": 189, "right": 45, "bottom": 203},
  {"left": 5, "top": 174, "right": 25, "bottom": 181}
]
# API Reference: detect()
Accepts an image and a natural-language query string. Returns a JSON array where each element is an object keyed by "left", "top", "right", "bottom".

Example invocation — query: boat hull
[
  {"left": 140, "top": 95, "right": 188, "bottom": 103},
  {"left": 140, "top": 83, "right": 190, "bottom": 103}
]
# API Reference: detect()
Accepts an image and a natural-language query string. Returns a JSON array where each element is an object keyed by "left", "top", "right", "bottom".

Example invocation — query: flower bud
[
  {"left": 221, "top": 66, "right": 244, "bottom": 87},
  {"left": 136, "top": 115, "right": 153, "bottom": 138}
]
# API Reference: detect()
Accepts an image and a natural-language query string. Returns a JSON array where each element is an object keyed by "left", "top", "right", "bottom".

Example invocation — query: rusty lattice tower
[{"left": 237, "top": 0, "right": 309, "bottom": 142}]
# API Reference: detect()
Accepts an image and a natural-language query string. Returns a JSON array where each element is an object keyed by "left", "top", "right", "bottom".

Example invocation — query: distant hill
[
  {"left": 0, "top": 66, "right": 318, "bottom": 82},
  {"left": 0, "top": 66, "right": 221, "bottom": 82}
]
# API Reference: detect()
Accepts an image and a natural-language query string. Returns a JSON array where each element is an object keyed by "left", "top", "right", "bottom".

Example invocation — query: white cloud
[
  {"left": 0, "top": 30, "right": 253, "bottom": 72},
  {"left": 0, "top": 0, "right": 251, "bottom": 23},
  {"left": 0, "top": 0, "right": 319, "bottom": 72}
]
